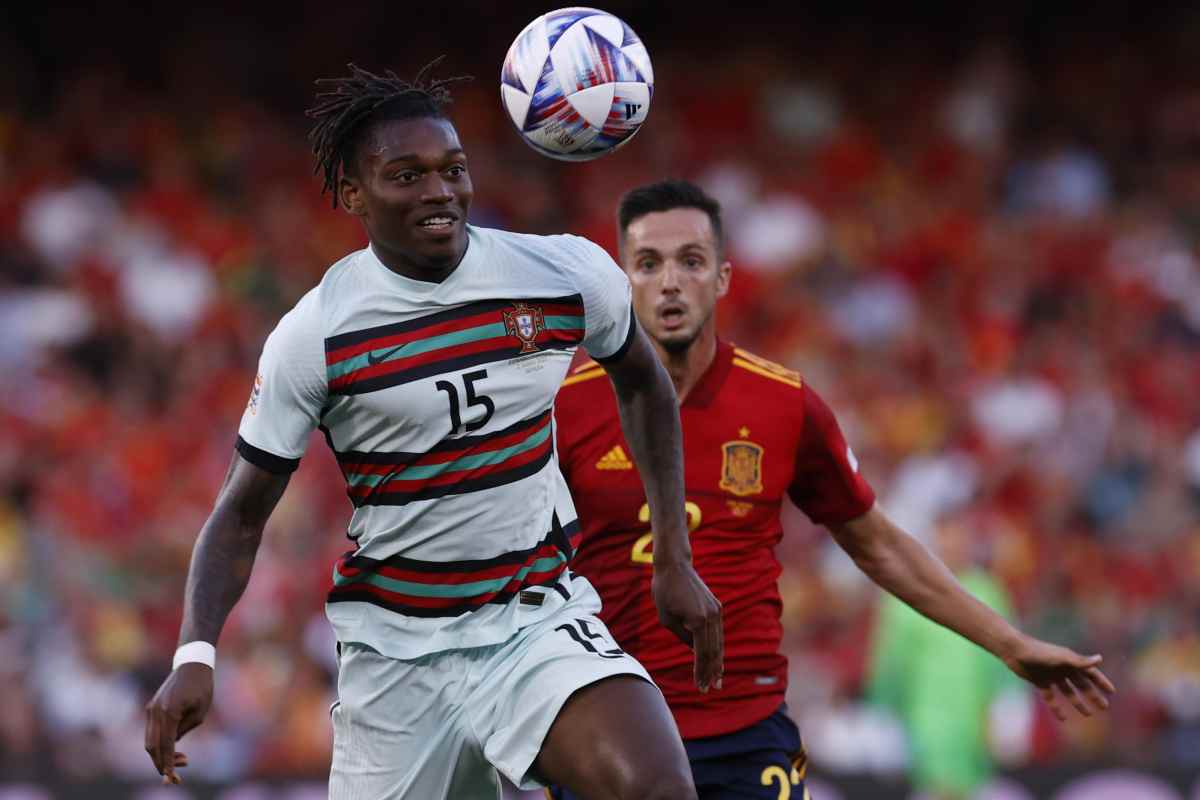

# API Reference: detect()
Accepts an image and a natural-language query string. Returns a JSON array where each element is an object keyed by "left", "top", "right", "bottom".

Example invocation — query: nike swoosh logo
[{"left": 365, "top": 344, "right": 406, "bottom": 366}]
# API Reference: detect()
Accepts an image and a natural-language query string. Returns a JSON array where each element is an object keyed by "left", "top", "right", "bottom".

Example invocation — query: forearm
[
  {"left": 835, "top": 510, "right": 1023, "bottom": 660},
  {"left": 177, "top": 508, "right": 266, "bottom": 645},
  {"left": 176, "top": 455, "right": 288, "bottom": 646},
  {"left": 611, "top": 361, "right": 690, "bottom": 566}
]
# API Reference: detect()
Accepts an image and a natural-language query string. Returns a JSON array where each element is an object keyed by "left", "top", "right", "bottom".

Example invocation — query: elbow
[
  {"left": 829, "top": 520, "right": 878, "bottom": 564},
  {"left": 849, "top": 544, "right": 889, "bottom": 583},
  {"left": 833, "top": 526, "right": 894, "bottom": 583},
  {"left": 830, "top": 509, "right": 902, "bottom": 579}
]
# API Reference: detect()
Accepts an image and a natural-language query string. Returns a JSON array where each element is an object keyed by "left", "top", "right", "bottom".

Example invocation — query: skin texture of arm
[
  {"left": 601, "top": 324, "right": 724, "bottom": 691},
  {"left": 828, "top": 505, "right": 1115, "bottom": 720},
  {"left": 144, "top": 452, "right": 290, "bottom": 783}
]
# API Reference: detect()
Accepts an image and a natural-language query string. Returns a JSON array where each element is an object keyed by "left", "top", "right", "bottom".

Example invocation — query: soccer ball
[{"left": 500, "top": 7, "right": 654, "bottom": 161}]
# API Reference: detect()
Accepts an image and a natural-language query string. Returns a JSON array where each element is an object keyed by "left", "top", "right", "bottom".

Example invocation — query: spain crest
[
  {"left": 503, "top": 301, "right": 546, "bottom": 354},
  {"left": 719, "top": 438, "right": 764, "bottom": 496}
]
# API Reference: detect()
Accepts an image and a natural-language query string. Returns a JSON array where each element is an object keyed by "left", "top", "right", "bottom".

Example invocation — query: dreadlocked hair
[{"left": 306, "top": 58, "right": 472, "bottom": 207}]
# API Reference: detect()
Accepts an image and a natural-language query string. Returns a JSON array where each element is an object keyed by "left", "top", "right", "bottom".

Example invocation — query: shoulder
[
  {"left": 265, "top": 250, "right": 366, "bottom": 348},
  {"left": 269, "top": 284, "right": 323, "bottom": 342},
  {"left": 313, "top": 247, "right": 368, "bottom": 302},
  {"left": 469, "top": 225, "right": 584, "bottom": 257},
  {"left": 479, "top": 226, "right": 613, "bottom": 264},
  {"left": 727, "top": 345, "right": 805, "bottom": 393},
  {"left": 559, "top": 357, "right": 609, "bottom": 392},
  {"left": 555, "top": 358, "right": 616, "bottom": 443}
]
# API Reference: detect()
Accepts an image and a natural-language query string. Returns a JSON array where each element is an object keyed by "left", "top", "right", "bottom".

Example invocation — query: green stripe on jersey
[
  {"left": 544, "top": 315, "right": 583, "bottom": 330},
  {"left": 332, "top": 553, "right": 567, "bottom": 597},
  {"left": 327, "top": 321, "right": 508, "bottom": 379},
  {"left": 346, "top": 424, "right": 552, "bottom": 488}
]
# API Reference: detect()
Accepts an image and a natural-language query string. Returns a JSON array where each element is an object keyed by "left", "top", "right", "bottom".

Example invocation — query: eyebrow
[
  {"left": 632, "top": 241, "right": 711, "bottom": 258},
  {"left": 380, "top": 148, "right": 466, "bottom": 165}
]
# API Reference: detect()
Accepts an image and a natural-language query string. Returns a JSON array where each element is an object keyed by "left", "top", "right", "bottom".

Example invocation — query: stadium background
[{"left": 2, "top": 2, "right": 1199, "bottom": 797}]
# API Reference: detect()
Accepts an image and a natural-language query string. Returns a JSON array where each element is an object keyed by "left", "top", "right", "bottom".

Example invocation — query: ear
[
  {"left": 715, "top": 259, "right": 732, "bottom": 299},
  {"left": 339, "top": 175, "right": 367, "bottom": 217}
]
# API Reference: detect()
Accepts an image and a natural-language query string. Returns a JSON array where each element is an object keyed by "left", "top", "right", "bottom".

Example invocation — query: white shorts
[{"left": 328, "top": 578, "right": 652, "bottom": 800}]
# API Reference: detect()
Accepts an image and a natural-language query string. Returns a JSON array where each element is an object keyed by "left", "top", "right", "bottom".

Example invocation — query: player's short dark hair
[
  {"left": 306, "top": 59, "right": 471, "bottom": 207},
  {"left": 617, "top": 179, "right": 725, "bottom": 254}
]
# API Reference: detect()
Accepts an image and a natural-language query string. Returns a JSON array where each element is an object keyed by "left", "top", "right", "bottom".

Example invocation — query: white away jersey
[{"left": 236, "top": 225, "right": 634, "bottom": 658}]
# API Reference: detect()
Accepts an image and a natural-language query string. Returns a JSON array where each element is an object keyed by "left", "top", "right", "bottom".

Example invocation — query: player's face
[
  {"left": 340, "top": 116, "right": 473, "bottom": 277},
  {"left": 622, "top": 208, "right": 731, "bottom": 354}
]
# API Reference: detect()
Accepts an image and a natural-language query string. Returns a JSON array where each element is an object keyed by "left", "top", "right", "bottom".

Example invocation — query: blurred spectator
[
  {"left": 866, "top": 516, "right": 1024, "bottom": 799},
  {"left": 1, "top": 8, "right": 1198, "bottom": 789}
]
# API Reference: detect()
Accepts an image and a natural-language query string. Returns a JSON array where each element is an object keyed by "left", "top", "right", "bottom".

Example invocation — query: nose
[
  {"left": 421, "top": 174, "right": 453, "bottom": 204},
  {"left": 659, "top": 260, "right": 681, "bottom": 294}
]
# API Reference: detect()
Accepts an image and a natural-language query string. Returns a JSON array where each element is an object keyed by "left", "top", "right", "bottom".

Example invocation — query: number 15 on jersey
[{"left": 435, "top": 369, "right": 495, "bottom": 434}]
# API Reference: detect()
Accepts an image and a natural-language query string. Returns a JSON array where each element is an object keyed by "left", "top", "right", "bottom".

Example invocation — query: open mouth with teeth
[{"left": 418, "top": 214, "right": 457, "bottom": 233}]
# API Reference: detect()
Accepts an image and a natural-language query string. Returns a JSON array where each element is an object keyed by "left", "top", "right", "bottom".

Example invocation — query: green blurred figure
[{"left": 867, "top": 517, "right": 1022, "bottom": 800}]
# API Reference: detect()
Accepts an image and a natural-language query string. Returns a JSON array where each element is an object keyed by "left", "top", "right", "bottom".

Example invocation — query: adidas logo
[{"left": 595, "top": 445, "right": 633, "bottom": 471}]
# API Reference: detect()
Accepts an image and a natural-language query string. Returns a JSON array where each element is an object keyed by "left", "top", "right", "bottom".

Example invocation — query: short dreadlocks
[{"left": 306, "top": 59, "right": 471, "bottom": 207}]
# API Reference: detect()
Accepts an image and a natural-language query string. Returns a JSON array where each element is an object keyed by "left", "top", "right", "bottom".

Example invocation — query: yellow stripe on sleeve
[
  {"left": 731, "top": 358, "right": 803, "bottom": 389},
  {"left": 561, "top": 368, "right": 607, "bottom": 388}
]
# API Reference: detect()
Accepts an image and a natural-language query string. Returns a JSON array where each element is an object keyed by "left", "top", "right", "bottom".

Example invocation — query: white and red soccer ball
[{"left": 501, "top": 7, "right": 654, "bottom": 161}]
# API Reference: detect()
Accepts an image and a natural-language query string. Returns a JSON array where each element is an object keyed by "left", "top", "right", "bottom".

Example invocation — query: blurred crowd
[{"left": 2, "top": 6, "right": 1199, "bottom": 790}]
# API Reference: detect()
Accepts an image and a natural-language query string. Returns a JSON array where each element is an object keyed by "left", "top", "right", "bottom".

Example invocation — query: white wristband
[{"left": 173, "top": 641, "right": 216, "bottom": 671}]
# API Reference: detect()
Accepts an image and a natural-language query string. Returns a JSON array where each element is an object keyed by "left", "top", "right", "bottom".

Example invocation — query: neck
[
  {"left": 371, "top": 238, "right": 468, "bottom": 283},
  {"left": 655, "top": 326, "right": 718, "bottom": 404}
]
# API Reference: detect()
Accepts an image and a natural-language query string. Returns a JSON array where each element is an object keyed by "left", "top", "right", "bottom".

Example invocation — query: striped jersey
[{"left": 236, "top": 225, "right": 634, "bottom": 658}]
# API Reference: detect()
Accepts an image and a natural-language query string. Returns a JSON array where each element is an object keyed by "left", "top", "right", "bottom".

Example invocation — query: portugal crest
[
  {"left": 503, "top": 301, "right": 546, "bottom": 354},
  {"left": 719, "top": 438, "right": 764, "bottom": 496}
]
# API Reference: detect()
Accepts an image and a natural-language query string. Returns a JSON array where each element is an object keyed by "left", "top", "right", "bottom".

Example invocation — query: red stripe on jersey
[
  {"left": 325, "top": 309, "right": 503, "bottom": 366},
  {"left": 329, "top": 560, "right": 567, "bottom": 609},
  {"left": 539, "top": 302, "right": 586, "bottom": 318},
  {"left": 347, "top": 436, "right": 552, "bottom": 498},
  {"left": 334, "top": 541, "right": 565, "bottom": 586},
  {"left": 329, "top": 336, "right": 511, "bottom": 391},
  {"left": 341, "top": 416, "right": 551, "bottom": 475}
]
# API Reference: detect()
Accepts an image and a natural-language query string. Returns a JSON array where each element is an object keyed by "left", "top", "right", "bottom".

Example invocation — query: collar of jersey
[
  {"left": 683, "top": 339, "right": 735, "bottom": 410},
  {"left": 364, "top": 227, "right": 478, "bottom": 295}
]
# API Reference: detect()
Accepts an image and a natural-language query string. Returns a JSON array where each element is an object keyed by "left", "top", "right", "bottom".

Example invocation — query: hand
[
  {"left": 652, "top": 560, "right": 723, "bottom": 692},
  {"left": 1002, "top": 635, "right": 1116, "bottom": 721},
  {"left": 144, "top": 662, "right": 214, "bottom": 784}
]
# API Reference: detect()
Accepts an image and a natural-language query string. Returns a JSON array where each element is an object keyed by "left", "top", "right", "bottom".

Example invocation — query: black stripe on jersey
[
  {"left": 323, "top": 293, "right": 585, "bottom": 352},
  {"left": 331, "top": 342, "right": 579, "bottom": 396},
  {"left": 235, "top": 436, "right": 300, "bottom": 474},
  {"left": 352, "top": 446, "right": 554, "bottom": 507},
  {"left": 336, "top": 408, "right": 552, "bottom": 465},
  {"left": 339, "top": 517, "right": 581, "bottom": 574},
  {"left": 326, "top": 568, "right": 567, "bottom": 618},
  {"left": 592, "top": 305, "right": 638, "bottom": 365},
  {"left": 547, "top": 509, "right": 578, "bottom": 560}
]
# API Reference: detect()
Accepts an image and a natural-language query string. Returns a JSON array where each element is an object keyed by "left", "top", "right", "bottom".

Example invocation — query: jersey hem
[
  {"left": 235, "top": 435, "right": 300, "bottom": 474},
  {"left": 591, "top": 306, "right": 637, "bottom": 365},
  {"left": 797, "top": 497, "right": 875, "bottom": 527},
  {"left": 676, "top": 692, "right": 787, "bottom": 740}
]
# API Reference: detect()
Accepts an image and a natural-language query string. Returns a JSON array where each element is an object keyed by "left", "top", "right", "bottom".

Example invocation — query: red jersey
[{"left": 555, "top": 340, "right": 875, "bottom": 739}]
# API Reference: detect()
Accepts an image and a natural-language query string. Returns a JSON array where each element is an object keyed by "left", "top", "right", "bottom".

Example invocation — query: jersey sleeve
[
  {"left": 560, "top": 235, "right": 635, "bottom": 363},
  {"left": 236, "top": 288, "right": 327, "bottom": 473},
  {"left": 787, "top": 384, "right": 875, "bottom": 525}
]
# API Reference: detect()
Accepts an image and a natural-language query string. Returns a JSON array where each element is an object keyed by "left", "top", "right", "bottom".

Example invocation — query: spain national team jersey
[
  {"left": 555, "top": 340, "right": 875, "bottom": 739},
  {"left": 236, "top": 225, "right": 633, "bottom": 659}
]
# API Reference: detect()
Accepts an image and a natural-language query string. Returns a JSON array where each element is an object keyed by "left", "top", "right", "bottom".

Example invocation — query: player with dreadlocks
[{"left": 143, "top": 61, "right": 722, "bottom": 800}]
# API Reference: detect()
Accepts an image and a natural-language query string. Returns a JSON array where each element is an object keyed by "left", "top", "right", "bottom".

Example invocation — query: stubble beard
[{"left": 655, "top": 307, "right": 714, "bottom": 356}]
